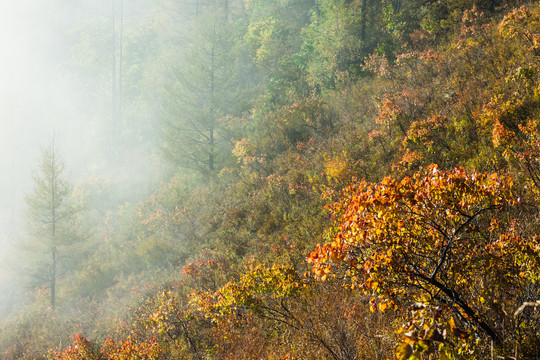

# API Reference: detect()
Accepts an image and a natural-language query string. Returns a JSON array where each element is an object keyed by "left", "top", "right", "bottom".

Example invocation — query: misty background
[{"left": 0, "top": 0, "right": 168, "bottom": 314}]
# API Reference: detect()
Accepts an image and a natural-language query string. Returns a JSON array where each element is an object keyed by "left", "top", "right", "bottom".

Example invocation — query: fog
[{"left": 0, "top": 0, "right": 166, "bottom": 314}]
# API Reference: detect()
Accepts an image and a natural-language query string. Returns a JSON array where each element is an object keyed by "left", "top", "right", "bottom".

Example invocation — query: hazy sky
[
  {"left": 0, "top": 2, "right": 59, "bottom": 238},
  {"left": 0, "top": 0, "right": 165, "bottom": 319},
  {"left": 0, "top": 0, "right": 162, "bottom": 250},
  {"left": 0, "top": 0, "right": 109, "bottom": 244},
  {"left": 0, "top": 3, "right": 54, "bottom": 235}
]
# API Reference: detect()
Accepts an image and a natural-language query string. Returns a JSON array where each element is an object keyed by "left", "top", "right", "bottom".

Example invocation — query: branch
[
  {"left": 431, "top": 206, "right": 496, "bottom": 279},
  {"left": 416, "top": 271, "right": 502, "bottom": 344}
]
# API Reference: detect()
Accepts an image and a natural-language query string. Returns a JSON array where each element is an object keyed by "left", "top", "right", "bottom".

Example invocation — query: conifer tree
[
  {"left": 161, "top": 1, "right": 239, "bottom": 173},
  {"left": 23, "top": 140, "right": 83, "bottom": 309}
]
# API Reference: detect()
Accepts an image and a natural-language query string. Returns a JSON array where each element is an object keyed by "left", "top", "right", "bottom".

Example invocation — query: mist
[
  {"left": 0, "top": 0, "right": 537, "bottom": 358},
  {"left": 0, "top": 0, "right": 165, "bottom": 317}
]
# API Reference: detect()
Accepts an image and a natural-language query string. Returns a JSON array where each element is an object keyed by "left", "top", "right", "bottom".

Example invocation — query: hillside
[{"left": 1, "top": 1, "right": 540, "bottom": 359}]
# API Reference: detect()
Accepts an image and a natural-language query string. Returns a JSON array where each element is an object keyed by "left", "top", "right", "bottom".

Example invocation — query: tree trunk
[
  {"left": 209, "top": 37, "right": 215, "bottom": 172},
  {"left": 51, "top": 247, "right": 56, "bottom": 309},
  {"left": 112, "top": 0, "right": 117, "bottom": 135},
  {"left": 118, "top": 0, "right": 123, "bottom": 134},
  {"left": 360, "top": 0, "right": 367, "bottom": 45},
  {"left": 392, "top": 0, "right": 401, "bottom": 13},
  {"left": 209, "top": 128, "right": 214, "bottom": 171},
  {"left": 50, "top": 144, "right": 57, "bottom": 310}
]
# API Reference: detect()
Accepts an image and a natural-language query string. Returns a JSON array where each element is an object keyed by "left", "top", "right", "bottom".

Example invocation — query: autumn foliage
[
  {"left": 308, "top": 165, "right": 540, "bottom": 357},
  {"left": 5, "top": 2, "right": 540, "bottom": 360}
]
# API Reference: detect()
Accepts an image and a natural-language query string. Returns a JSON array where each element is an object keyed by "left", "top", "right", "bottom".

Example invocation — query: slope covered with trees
[{"left": 1, "top": 0, "right": 540, "bottom": 359}]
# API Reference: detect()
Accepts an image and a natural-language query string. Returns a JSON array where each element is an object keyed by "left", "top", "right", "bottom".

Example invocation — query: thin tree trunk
[
  {"left": 209, "top": 32, "right": 215, "bottom": 172},
  {"left": 112, "top": 0, "right": 117, "bottom": 135},
  {"left": 360, "top": 0, "right": 367, "bottom": 45},
  {"left": 118, "top": 0, "right": 123, "bottom": 134},
  {"left": 51, "top": 247, "right": 56, "bottom": 309},
  {"left": 392, "top": 0, "right": 401, "bottom": 13},
  {"left": 51, "top": 143, "right": 57, "bottom": 310},
  {"left": 209, "top": 128, "right": 214, "bottom": 171}
]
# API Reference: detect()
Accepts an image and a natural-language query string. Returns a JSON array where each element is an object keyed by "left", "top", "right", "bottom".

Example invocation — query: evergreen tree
[
  {"left": 23, "top": 140, "right": 83, "bottom": 309},
  {"left": 161, "top": 2, "right": 240, "bottom": 173}
]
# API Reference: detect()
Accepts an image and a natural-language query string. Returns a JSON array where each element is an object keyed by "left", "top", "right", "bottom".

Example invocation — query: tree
[
  {"left": 23, "top": 140, "right": 84, "bottom": 309},
  {"left": 305, "top": 0, "right": 389, "bottom": 90},
  {"left": 242, "top": 0, "right": 314, "bottom": 104},
  {"left": 160, "top": 2, "right": 240, "bottom": 174},
  {"left": 308, "top": 165, "right": 540, "bottom": 355}
]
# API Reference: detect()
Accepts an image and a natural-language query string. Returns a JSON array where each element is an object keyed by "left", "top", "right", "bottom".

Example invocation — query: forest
[{"left": 0, "top": 0, "right": 540, "bottom": 359}]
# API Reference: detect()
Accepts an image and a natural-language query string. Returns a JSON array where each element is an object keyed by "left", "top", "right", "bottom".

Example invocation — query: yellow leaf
[
  {"left": 448, "top": 317, "right": 456, "bottom": 332},
  {"left": 395, "top": 343, "right": 413, "bottom": 360}
]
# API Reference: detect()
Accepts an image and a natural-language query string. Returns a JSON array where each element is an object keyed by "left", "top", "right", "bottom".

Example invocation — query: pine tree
[
  {"left": 23, "top": 140, "right": 83, "bottom": 309},
  {"left": 161, "top": 2, "right": 240, "bottom": 173}
]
